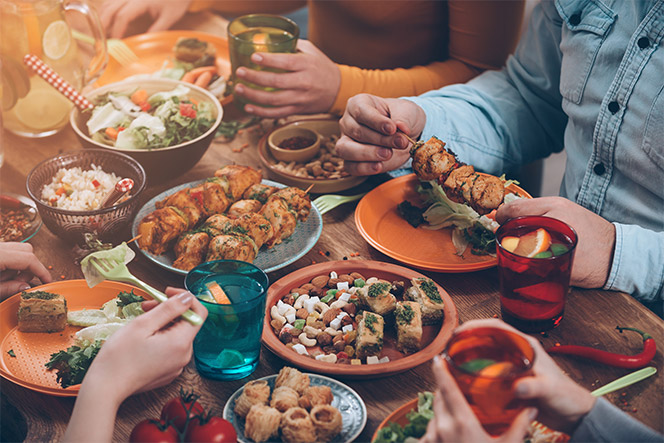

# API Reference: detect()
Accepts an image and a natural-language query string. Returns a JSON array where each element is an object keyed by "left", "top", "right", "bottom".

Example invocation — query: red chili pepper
[
  {"left": 92, "top": 179, "right": 100, "bottom": 188},
  {"left": 546, "top": 326, "right": 656, "bottom": 369},
  {"left": 180, "top": 103, "right": 196, "bottom": 119}
]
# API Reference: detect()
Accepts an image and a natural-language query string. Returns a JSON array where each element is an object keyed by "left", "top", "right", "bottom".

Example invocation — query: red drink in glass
[
  {"left": 443, "top": 326, "right": 535, "bottom": 435},
  {"left": 496, "top": 216, "right": 577, "bottom": 332}
]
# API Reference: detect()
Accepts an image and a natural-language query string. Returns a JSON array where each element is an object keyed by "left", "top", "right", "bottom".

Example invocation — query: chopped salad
[{"left": 86, "top": 84, "right": 215, "bottom": 150}]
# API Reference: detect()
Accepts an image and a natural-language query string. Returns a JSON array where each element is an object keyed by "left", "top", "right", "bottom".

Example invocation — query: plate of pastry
[
  {"left": 0, "top": 280, "right": 148, "bottom": 397},
  {"left": 223, "top": 366, "right": 367, "bottom": 443},
  {"left": 131, "top": 165, "right": 322, "bottom": 275},
  {"left": 261, "top": 260, "right": 459, "bottom": 378}
]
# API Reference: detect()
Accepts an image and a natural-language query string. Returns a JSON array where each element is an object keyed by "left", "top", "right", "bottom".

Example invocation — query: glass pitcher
[{"left": 1, "top": 0, "right": 107, "bottom": 137}]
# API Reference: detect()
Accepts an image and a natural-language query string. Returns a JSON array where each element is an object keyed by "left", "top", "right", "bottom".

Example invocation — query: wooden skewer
[
  {"left": 304, "top": 184, "right": 314, "bottom": 194},
  {"left": 398, "top": 130, "right": 417, "bottom": 146},
  {"left": 127, "top": 234, "right": 141, "bottom": 244}
]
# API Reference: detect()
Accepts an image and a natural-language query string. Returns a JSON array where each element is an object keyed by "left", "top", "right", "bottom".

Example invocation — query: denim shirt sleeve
[
  {"left": 404, "top": 0, "right": 568, "bottom": 176},
  {"left": 606, "top": 223, "right": 664, "bottom": 303},
  {"left": 571, "top": 397, "right": 663, "bottom": 442}
]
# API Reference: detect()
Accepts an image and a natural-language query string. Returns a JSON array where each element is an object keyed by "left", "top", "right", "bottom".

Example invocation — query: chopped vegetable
[
  {"left": 354, "top": 278, "right": 365, "bottom": 288},
  {"left": 293, "top": 319, "right": 305, "bottom": 330},
  {"left": 372, "top": 392, "right": 434, "bottom": 443},
  {"left": 320, "top": 294, "right": 334, "bottom": 304},
  {"left": 116, "top": 290, "right": 146, "bottom": 308},
  {"left": 105, "top": 127, "right": 119, "bottom": 140},
  {"left": 7, "top": 349, "right": 16, "bottom": 358},
  {"left": 130, "top": 89, "right": 149, "bottom": 105},
  {"left": 45, "top": 340, "right": 103, "bottom": 388}
]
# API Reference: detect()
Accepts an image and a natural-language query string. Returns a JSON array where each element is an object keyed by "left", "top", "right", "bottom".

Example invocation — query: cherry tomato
[
  {"left": 185, "top": 416, "right": 237, "bottom": 443},
  {"left": 129, "top": 419, "right": 179, "bottom": 443},
  {"left": 179, "top": 103, "right": 196, "bottom": 118},
  {"left": 160, "top": 389, "right": 205, "bottom": 432}
]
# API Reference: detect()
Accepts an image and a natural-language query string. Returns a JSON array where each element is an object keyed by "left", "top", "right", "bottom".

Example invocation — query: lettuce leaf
[{"left": 80, "top": 242, "right": 135, "bottom": 288}]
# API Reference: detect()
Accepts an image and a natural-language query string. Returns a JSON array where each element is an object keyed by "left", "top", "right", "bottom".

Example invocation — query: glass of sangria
[
  {"left": 443, "top": 326, "right": 535, "bottom": 435},
  {"left": 227, "top": 14, "right": 299, "bottom": 109},
  {"left": 496, "top": 216, "right": 578, "bottom": 332}
]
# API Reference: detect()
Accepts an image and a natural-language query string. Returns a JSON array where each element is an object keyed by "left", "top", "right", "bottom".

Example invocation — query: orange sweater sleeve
[
  {"left": 330, "top": 0, "right": 524, "bottom": 115},
  {"left": 188, "top": 0, "right": 305, "bottom": 15}
]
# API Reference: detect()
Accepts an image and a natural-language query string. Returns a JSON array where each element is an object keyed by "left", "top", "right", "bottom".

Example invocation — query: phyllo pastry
[
  {"left": 298, "top": 385, "right": 333, "bottom": 410},
  {"left": 275, "top": 366, "right": 310, "bottom": 395},
  {"left": 357, "top": 279, "right": 397, "bottom": 316},
  {"left": 311, "top": 404, "right": 343, "bottom": 442},
  {"left": 280, "top": 407, "right": 317, "bottom": 443},
  {"left": 17, "top": 291, "right": 67, "bottom": 333},
  {"left": 270, "top": 386, "right": 299, "bottom": 412},
  {"left": 234, "top": 379, "right": 270, "bottom": 418},
  {"left": 395, "top": 301, "right": 423, "bottom": 353},
  {"left": 355, "top": 311, "right": 384, "bottom": 359},
  {"left": 405, "top": 277, "right": 445, "bottom": 324},
  {"left": 244, "top": 404, "right": 281, "bottom": 443}
]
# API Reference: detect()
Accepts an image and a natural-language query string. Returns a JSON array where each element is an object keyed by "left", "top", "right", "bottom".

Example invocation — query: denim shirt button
[
  {"left": 593, "top": 163, "right": 606, "bottom": 175},
  {"left": 569, "top": 13, "right": 581, "bottom": 26},
  {"left": 608, "top": 101, "right": 620, "bottom": 114},
  {"left": 638, "top": 36, "right": 650, "bottom": 49}
]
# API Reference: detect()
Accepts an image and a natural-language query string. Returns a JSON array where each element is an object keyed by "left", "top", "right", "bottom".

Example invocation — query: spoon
[
  {"left": 100, "top": 178, "right": 134, "bottom": 209},
  {"left": 590, "top": 367, "right": 657, "bottom": 397}
]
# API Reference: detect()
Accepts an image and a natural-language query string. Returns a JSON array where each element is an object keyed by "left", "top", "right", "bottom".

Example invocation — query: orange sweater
[{"left": 190, "top": 1, "right": 524, "bottom": 114}]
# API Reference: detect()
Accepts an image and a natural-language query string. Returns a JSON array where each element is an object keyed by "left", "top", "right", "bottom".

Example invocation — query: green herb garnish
[
  {"left": 396, "top": 304, "right": 415, "bottom": 326},
  {"left": 419, "top": 279, "right": 442, "bottom": 304},
  {"left": 20, "top": 290, "right": 60, "bottom": 300},
  {"left": 45, "top": 341, "right": 103, "bottom": 388},
  {"left": 7, "top": 349, "right": 16, "bottom": 358},
  {"left": 367, "top": 282, "right": 391, "bottom": 298},
  {"left": 116, "top": 290, "right": 145, "bottom": 308}
]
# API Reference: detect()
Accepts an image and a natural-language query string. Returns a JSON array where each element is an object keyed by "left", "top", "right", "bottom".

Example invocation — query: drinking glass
[
  {"left": 496, "top": 216, "right": 578, "bottom": 332},
  {"left": 185, "top": 260, "right": 269, "bottom": 381},
  {"left": 443, "top": 326, "right": 535, "bottom": 435},
  {"left": 227, "top": 14, "right": 299, "bottom": 109},
  {"left": 0, "top": 0, "right": 107, "bottom": 138}
]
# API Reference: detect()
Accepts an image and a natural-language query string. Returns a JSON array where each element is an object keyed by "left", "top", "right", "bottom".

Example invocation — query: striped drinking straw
[{"left": 23, "top": 54, "right": 94, "bottom": 111}]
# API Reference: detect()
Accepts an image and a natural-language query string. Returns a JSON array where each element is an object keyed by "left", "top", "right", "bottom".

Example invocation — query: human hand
[
  {"left": 0, "top": 242, "right": 52, "bottom": 300},
  {"left": 421, "top": 354, "right": 536, "bottom": 443},
  {"left": 336, "top": 94, "right": 425, "bottom": 175},
  {"left": 100, "top": 0, "right": 191, "bottom": 38},
  {"left": 233, "top": 40, "right": 341, "bottom": 118},
  {"left": 496, "top": 196, "right": 616, "bottom": 288},
  {"left": 81, "top": 287, "right": 207, "bottom": 404},
  {"left": 455, "top": 319, "right": 596, "bottom": 435}
]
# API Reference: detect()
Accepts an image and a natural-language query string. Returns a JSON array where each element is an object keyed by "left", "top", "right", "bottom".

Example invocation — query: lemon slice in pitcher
[
  {"left": 42, "top": 20, "right": 71, "bottom": 60},
  {"left": 13, "top": 82, "right": 71, "bottom": 130}
]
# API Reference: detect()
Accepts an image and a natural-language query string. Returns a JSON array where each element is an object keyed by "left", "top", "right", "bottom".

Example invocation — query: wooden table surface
[{"left": 2, "top": 13, "right": 663, "bottom": 443}]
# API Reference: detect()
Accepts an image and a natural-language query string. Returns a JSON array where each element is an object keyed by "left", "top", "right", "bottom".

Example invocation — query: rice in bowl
[{"left": 41, "top": 165, "right": 119, "bottom": 210}]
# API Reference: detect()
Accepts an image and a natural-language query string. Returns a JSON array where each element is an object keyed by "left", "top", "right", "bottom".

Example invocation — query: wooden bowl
[{"left": 261, "top": 260, "right": 459, "bottom": 379}]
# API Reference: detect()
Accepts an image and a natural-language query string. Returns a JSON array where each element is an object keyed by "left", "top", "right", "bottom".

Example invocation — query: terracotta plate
[
  {"left": 97, "top": 30, "right": 232, "bottom": 106},
  {"left": 373, "top": 398, "right": 418, "bottom": 441},
  {"left": 224, "top": 373, "right": 367, "bottom": 443},
  {"left": 0, "top": 280, "right": 148, "bottom": 397},
  {"left": 261, "top": 260, "right": 459, "bottom": 379},
  {"left": 355, "top": 174, "right": 532, "bottom": 273},
  {"left": 131, "top": 179, "right": 323, "bottom": 275},
  {"left": 258, "top": 119, "right": 367, "bottom": 193}
]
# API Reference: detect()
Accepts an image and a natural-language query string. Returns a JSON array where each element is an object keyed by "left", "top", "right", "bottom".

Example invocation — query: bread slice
[{"left": 18, "top": 291, "right": 67, "bottom": 333}]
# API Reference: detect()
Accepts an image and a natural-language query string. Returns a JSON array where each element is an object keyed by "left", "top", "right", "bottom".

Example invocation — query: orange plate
[
  {"left": 261, "top": 260, "right": 459, "bottom": 379},
  {"left": 373, "top": 398, "right": 418, "bottom": 441},
  {"left": 355, "top": 173, "right": 532, "bottom": 273},
  {"left": 97, "top": 30, "right": 232, "bottom": 106},
  {"left": 0, "top": 280, "right": 148, "bottom": 397}
]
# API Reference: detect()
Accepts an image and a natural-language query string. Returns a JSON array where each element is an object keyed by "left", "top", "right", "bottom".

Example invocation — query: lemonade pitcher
[{"left": 1, "top": 0, "right": 107, "bottom": 137}]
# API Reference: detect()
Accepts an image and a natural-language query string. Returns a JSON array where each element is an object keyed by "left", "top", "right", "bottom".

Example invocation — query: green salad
[
  {"left": 373, "top": 391, "right": 435, "bottom": 443},
  {"left": 86, "top": 85, "right": 215, "bottom": 150}
]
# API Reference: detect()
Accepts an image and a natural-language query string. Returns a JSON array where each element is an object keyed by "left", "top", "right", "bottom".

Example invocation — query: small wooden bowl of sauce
[{"left": 267, "top": 126, "right": 321, "bottom": 163}]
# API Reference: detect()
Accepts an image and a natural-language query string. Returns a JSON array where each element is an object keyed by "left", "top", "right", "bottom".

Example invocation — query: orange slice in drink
[
  {"left": 252, "top": 32, "right": 269, "bottom": 53},
  {"left": 500, "top": 236, "right": 520, "bottom": 253},
  {"left": 470, "top": 361, "right": 516, "bottom": 415},
  {"left": 512, "top": 228, "right": 551, "bottom": 258},
  {"left": 206, "top": 281, "right": 231, "bottom": 304}
]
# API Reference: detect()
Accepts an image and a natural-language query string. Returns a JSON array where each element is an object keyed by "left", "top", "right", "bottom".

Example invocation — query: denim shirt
[{"left": 406, "top": 0, "right": 664, "bottom": 305}]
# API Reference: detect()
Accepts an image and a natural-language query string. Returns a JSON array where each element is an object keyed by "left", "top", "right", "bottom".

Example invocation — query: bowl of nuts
[{"left": 258, "top": 119, "right": 367, "bottom": 193}]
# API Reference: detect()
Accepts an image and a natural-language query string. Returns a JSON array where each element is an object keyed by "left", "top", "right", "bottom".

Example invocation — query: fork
[
  {"left": 88, "top": 256, "right": 203, "bottom": 326},
  {"left": 72, "top": 29, "right": 139, "bottom": 65},
  {"left": 312, "top": 192, "right": 367, "bottom": 215}
]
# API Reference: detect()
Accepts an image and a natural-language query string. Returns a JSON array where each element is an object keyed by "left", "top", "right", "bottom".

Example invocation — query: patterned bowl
[{"left": 26, "top": 149, "right": 146, "bottom": 244}]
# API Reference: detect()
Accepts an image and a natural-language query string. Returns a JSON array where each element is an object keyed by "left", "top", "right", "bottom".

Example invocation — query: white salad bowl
[{"left": 70, "top": 78, "right": 223, "bottom": 184}]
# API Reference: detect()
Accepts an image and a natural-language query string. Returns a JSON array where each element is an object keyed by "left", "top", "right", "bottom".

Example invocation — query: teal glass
[{"left": 185, "top": 260, "right": 269, "bottom": 380}]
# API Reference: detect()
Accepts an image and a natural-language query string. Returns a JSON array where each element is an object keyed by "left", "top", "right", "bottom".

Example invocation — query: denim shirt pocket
[
  {"left": 642, "top": 84, "right": 664, "bottom": 171},
  {"left": 556, "top": 0, "right": 616, "bottom": 104}
]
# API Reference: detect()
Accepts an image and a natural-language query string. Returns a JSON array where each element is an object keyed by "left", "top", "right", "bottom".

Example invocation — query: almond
[
  {"left": 339, "top": 274, "right": 355, "bottom": 284},
  {"left": 350, "top": 272, "right": 365, "bottom": 280},
  {"left": 300, "top": 283, "right": 316, "bottom": 292},
  {"left": 311, "top": 275, "right": 329, "bottom": 288},
  {"left": 322, "top": 307, "right": 341, "bottom": 325},
  {"left": 296, "top": 308, "right": 309, "bottom": 319},
  {"left": 327, "top": 278, "right": 341, "bottom": 288}
]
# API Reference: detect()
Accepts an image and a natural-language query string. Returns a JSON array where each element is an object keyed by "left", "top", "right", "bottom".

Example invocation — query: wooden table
[{"left": 2, "top": 13, "right": 663, "bottom": 443}]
